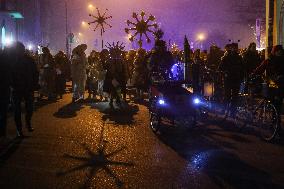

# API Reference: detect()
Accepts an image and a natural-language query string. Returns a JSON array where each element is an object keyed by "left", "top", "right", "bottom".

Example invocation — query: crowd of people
[{"left": 0, "top": 38, "right": 283, "bottom": 142}]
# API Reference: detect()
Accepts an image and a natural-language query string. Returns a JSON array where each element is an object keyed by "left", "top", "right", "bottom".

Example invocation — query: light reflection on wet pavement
[{"left": 0, "top": 93, "right": 284, "bottom": 189}]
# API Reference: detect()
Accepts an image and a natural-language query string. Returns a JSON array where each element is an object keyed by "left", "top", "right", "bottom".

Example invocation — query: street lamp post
[
  {"left": 65, "top": 0, "right": 69, "bottom": 58},
  {"left": 15, "top": 0, "right": 19, "bottom": 41}
]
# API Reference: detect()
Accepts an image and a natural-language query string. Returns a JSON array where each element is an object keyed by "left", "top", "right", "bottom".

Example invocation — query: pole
[
  {"left": 279, "top": 1, "right": 284, "bottom": 45},
  {"left": 15, "top": 0, "right": 19, "bottom": 41},
  {"left": 101, "top": 29, "right": 103, "bottom": 50},
  {"left": 65, "top": 0, "right": 69, "bottom": 58},
  {"left": 266, "top": 0, "right": 274, "bottom": 56}
]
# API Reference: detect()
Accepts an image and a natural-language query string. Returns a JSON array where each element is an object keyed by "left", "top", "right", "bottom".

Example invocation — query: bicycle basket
[
  {"left": 261, "top": 83, "right": 278, "bottom": 99},
  {"left": 239, "top": 81, "right": 262, "bottom": 96}
]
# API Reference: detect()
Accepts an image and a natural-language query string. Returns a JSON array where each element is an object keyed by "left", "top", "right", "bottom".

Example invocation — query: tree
[{"left": 184, "top": 35, "right": 191, "bottom": 82}]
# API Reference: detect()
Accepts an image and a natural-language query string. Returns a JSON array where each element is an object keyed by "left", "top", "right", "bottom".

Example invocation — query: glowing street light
[
  {"left": 27, "top": 44, "right": 33, "bottom": 51},
  {"left": 0, "top": 27, "right": 14, "bottom": 48},
  {"left": 81, "top": 21, "right": 88, "bottom": 28},
  {"left": 78, "top": 32, "right": 83, "bottom": 36},
  {"left": 126, "top": 33, "right": 132, "bottom": 41},
  {"left": 197, "top": 33, "right": 205, "bottom": 49},
  {"left": 5, "top": 37, "right": 13, "bottom": 46},
  {"left": 197, "top": 33, "right": 205, "bottom": 41},
  {"left": 88, "top": 4, "right": 95, "bottom": 11},
  {"left": 3, "top": 33, "right": 14, "bottom": 47}
]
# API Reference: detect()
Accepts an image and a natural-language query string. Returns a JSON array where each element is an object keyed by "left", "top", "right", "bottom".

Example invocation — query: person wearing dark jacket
[
  {"left": 252, "top": 45, "right": 284, "bottom": 136},
  {"left": 11, "top": 42, "right": 39, "bottom": 137},
  {"left": 219, "top": 43, "right": 245, "bottom": 118},
  {"left": 149, "top": 40, "right": 175, "bottom": 80},
  {"left": 105, "top": 47, "right": 126, "bottom": 107},
  {"left": 192, "top": 49, "right": 205, "bottom": 94},
  {"left": 132, "top": 48, "right": 148, "bottom": 100},
  {"left": 243, "top": 42, "right": 261, "bottom": 80},
  {"left": 0, "top": 49, "right": 11, "bottom": 141},
  {"left": 54, "top": 51, "right": 67, "bottom": 98}
]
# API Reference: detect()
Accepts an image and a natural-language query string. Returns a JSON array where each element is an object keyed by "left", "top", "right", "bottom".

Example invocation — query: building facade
[
  {"left": 274, "top": 0, "right": 284, "bottom": 45},
  {"left": 0, "top": 0, "right": 52, "bottom": 49},
  {"left": 266, "top": 0, "right": 284, "bottom": 48}
]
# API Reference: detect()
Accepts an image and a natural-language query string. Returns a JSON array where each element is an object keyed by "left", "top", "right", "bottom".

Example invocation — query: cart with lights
[{"left": 148, "top": 72, "right": 208, "bottom": 133}]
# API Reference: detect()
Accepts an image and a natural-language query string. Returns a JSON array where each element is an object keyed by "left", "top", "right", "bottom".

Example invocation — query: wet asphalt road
[{"left": 1, "top": 93, "right": 284, "bottom": 189}]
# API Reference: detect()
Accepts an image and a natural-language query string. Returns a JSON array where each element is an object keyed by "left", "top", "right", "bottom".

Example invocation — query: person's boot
[
  {"left": 26, "top": 121, "right": 34, "bottom": 132},
  {"left": 16, "top": 129, "right": 24, "bottom": 138},
  {"left": 27, "top": 127, "right": 34, "bottom": 132}
]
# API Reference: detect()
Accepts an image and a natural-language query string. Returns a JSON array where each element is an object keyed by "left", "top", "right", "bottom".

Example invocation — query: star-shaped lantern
[{"left": 125, "top": 11, "right": 158, "bottom": 48}]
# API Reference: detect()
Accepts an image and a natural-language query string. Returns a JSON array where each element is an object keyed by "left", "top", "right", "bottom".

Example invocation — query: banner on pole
[{"left": 256, "top": 18, "right": 261, "bottom": 48}]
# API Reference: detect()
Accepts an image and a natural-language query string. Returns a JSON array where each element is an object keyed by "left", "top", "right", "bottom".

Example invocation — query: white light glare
[
  {"left": 158, "top": 99, "right": 166, "bottom": 105},
  {"left": 193, "top": 98, "right": 201, "bottom": 105},
  {"left": 28, "top": 44, "right": 33, "bottom": 51}
]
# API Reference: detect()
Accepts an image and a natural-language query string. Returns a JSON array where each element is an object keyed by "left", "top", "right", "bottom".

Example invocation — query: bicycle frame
[{"left": 235, "top": 80, "right": 279, "bottom": 141}]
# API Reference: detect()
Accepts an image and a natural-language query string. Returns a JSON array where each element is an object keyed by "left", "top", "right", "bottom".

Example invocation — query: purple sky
[{"left": 46, "top": 0, "right": 265, "bottom": 53}]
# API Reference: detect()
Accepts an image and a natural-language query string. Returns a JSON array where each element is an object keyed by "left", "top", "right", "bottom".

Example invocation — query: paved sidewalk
[{"left": 0, "top": 93, "right": 284, "bottom": 189}]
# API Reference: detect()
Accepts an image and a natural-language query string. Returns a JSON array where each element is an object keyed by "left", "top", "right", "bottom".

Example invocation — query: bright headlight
[
  {"left": 158, "top": 99, "right": 166, "bottom": 105},
  {"left": 193, "top": 98, "right": 201, "bottom": 105}
]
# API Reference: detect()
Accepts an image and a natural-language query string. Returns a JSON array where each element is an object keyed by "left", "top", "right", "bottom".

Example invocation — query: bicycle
[{"left": 234, "top": 77, "right": 279, "bottom": 141}]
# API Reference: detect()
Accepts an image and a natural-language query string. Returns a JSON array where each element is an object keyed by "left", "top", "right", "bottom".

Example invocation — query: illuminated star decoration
[
  {"left": 88, "top": 8, "right": 112, "bottom": 36},
  {"left": 106, "top": 41, "right": 125, "bottom": 52},
  {"left": 125, "top": 11, "right": 158, "bottom": 48},
  {"left": 106, "top": 41, "right": 125, "bottom": 59}
]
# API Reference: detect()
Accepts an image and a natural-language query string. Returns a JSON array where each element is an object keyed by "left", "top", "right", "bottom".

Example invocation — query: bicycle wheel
[
  {"left": 255, "top": 101, "right": 279, "bottom": 141},
  {"left": 218, "top": 102, "right": 230, "bottom": 120},
  {"left": 150, "top": 113, "right": 161, "bottom": 133},
  {"left": 234, "top": 96, "right": 252, "bottom": 129},
  {"left": 234, "top": 106, "right": 249, "bottom": 129}
]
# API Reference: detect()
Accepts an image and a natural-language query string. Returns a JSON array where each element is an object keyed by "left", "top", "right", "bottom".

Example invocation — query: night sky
[{"left": 43, "top": 0, "right": 265, "bottom": 53}]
